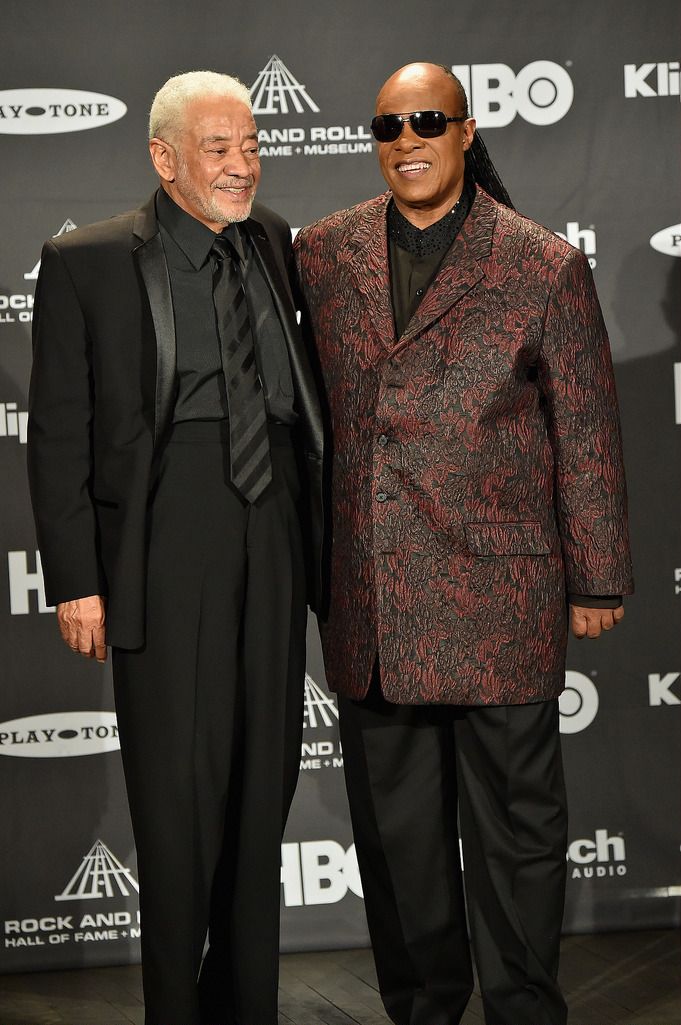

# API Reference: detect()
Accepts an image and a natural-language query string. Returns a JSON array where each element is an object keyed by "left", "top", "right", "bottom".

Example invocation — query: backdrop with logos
[{"left": 1, "top": 0, "right": 679, "bottom": 973}]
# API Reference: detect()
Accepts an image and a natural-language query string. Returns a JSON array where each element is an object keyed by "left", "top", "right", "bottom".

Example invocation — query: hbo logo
[
  {"left": 452, "top": 61, "right": 574, "bottom": 127},
  {"left": 280, "top": 841, "right": 363, "bottom": 907}
]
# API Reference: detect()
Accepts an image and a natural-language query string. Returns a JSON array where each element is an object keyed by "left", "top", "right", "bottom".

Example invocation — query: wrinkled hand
[
  {"left": 570, "top": 604, "right": 624, "bottom": 639},
  {"left": 56, "top": 595, "right": 107, "bottom": 662}
]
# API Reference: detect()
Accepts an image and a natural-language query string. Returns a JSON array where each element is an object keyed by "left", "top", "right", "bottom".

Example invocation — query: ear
[
  {"left": 149, "top": 137, "right": 177, "bottom": 183},
  {"left": 462, "top": 118, "right": 477, "bottom": 151}
]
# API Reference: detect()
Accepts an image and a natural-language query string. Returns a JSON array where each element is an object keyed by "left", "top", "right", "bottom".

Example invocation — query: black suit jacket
[{"left": 28, "top": 192, "right": 324, "bottom": 648}]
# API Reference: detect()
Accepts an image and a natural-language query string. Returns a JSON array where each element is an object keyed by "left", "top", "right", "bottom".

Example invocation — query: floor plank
[{"left": 0, "top": 930, "right": 677, "bottom": 1025}]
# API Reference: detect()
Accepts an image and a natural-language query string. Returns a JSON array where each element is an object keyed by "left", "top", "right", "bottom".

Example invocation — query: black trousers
[
  {"left": 112, "top": 421, "right": 307, "bottom": 1025},
  {"left": 339, "top": 664, "right": 568, "bottom": 1025}
]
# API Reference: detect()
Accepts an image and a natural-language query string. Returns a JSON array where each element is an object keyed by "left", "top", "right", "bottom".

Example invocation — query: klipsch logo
[
  {"left": 555, "top": 221, "right": 597, "bottom": 268},
  {"left": 567, "top": 829, "right": 627, "bottom": 879},
  {"left": 559, "top": 671, "right": 599, "bottom": 734},
  {"left": 648, "top": 673, "right": 680, "bottom": 706},
  {"left": 624, "top": 62, "right": 680, "bottom": 98},
  {"left": 452, "top": 61, "right": 574, "bottom": 127},
  {"left": 0, "top": 712, "right": 119, "bottom": 757},
  {"left": 0, "top": 89, "right": 126, "bottom": 134},
  {"left": 250, "top": 55, "right": 320, "bottom": 114}
]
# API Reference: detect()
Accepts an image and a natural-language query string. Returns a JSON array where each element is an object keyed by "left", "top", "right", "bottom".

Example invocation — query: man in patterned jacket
[{"left": 294, "top": 63, "right": 632, "bottom": 1025}]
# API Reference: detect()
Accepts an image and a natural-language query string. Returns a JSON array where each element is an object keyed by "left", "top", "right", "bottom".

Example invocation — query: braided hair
[{"left": 440, "top": 65, "right": 514, "bottom": 209}]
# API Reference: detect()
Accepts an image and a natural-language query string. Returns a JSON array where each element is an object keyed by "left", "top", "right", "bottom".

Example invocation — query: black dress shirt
[
  {"left": 388, "top": 180, "right": 474, "bottom": 340},
  {"left": 156, "top": 188, "right": 296, "bottom": 425}
]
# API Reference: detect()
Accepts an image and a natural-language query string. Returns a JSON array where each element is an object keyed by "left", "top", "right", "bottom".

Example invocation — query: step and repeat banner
[{"left": 1, "top": 0, "right": 679, "bottom": 972}]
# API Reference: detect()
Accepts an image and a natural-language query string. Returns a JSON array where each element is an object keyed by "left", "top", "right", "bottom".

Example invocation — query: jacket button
[
  {"left": 377, "top": 434, "right": 389, "bottom": 447},
  {"left": 376, "top": 492, "right": 388, "bottom": 502}
]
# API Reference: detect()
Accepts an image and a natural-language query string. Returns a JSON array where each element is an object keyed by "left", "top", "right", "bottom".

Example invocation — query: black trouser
[
  {"left": 113, "top": 421, "right": 307, "bottom": 1025},
  {"left": 339, "top": 664, "right": 568, "bottom": 1025}
]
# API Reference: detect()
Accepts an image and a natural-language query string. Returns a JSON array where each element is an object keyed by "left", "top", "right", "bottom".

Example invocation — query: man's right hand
[{"left": 56, "top": 596, "right": 107, "bottom": 663}]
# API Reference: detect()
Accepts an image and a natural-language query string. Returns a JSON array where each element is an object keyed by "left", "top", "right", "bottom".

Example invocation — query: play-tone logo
[
  {"left": 649, "top": 223, "right": 681, "bottom": 257},
  {"left": 452, "top": 61, "right": 573, "bottom": 127},
  {"left": 0, "top": 712, "right": 119, "bottom": 757},
  {"left": 559, "top": 671, "right": 599, "bottom": 734},
  {"left": 250, "top": 55, "right": 319, "bottom": 114},
  {"left": 0, "top": 89, "right": 126, "bottom": 134}
]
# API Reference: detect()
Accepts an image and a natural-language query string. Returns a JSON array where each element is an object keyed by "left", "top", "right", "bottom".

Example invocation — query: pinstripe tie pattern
[{"left": 211, "top": 234, "right": 272, "bottom": 503}]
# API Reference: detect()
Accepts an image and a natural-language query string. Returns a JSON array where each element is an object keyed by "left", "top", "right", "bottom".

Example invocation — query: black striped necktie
[{"left": 211, "top": 232, "right": 272, "bottom": 503}]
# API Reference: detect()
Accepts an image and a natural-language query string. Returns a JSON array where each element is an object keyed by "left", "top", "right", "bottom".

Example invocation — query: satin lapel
[
  {"left": 247, "top": 219, "right": 299, "bottom": 341},
  {"left": 389, "top": 189, "right": 499, "bottom": 357},
  {"left": 247, "top": 217, "right": 325, "bottom": 432},
  {"left": 132, "top": 215, "right": 176, "bottom": 446},
  {"left": 343, "top": 194, "right": 395, "bottom": 357}
]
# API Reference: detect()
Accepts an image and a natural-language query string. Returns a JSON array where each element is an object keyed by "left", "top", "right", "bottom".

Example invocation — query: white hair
[{"left": 149, "top": 71, "right": 252, "bottom": 142}]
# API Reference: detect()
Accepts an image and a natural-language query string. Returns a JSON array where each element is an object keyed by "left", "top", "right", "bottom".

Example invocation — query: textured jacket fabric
[
  {"left": 294, "top": 187, "right": 633, "bottom": 706},
  {"left": 28, "top": 194, "right": 324, "bottom": 648}
]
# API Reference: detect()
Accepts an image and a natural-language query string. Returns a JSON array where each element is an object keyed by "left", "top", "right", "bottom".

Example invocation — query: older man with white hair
[{"left": 28, "top": 71, "right": 324, "bottom": 1025}]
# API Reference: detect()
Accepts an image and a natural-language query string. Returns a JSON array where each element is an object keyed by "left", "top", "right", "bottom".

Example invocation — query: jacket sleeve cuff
[{"left": 568, "top": 594, "right": 623, "bottom": 609}]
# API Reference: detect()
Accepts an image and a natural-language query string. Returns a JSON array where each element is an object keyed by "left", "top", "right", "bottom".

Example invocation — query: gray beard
[{"left": 174, "top": 164, "right": 253, "bottom": 224}]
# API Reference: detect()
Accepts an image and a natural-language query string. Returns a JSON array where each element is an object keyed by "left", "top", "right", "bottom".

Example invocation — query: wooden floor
[{"left": 0, "top": 930, "right": 678, "bottom": 1025}]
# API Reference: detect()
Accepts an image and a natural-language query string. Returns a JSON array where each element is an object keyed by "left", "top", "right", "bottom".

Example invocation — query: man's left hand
[{"left": 570, "top": 604, "right": 624, "bottom": 639}]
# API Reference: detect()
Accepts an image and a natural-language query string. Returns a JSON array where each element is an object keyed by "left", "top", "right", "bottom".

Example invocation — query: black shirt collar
[
  {"left": 387, "top": 180, "right": 475, "bottom": 258},
  {"left": 155, "top": 187, "right": 247, "bottom": 269}
]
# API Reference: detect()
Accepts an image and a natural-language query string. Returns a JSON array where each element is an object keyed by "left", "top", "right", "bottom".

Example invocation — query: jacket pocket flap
[{"left": 464, "top": 521, "right": 551, "bottom": 556}]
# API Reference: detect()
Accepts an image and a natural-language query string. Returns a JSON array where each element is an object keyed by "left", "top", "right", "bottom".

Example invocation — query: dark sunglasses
[{"left": 370, "top": 110, "right": 467, "bottom": 143}]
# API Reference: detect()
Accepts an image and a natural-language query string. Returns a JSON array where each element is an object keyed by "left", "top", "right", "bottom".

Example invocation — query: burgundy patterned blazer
[{"left": 294, "top": 188, "right": 633, "bottom": 705}]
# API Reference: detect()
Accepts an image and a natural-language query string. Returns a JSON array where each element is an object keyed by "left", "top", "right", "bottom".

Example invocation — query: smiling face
[
  {"left": 375, "top": 64, "right": 476, "bottom": 228},
  {"left": 149, "top": 94, "right": 261, "bottom": 230}
]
